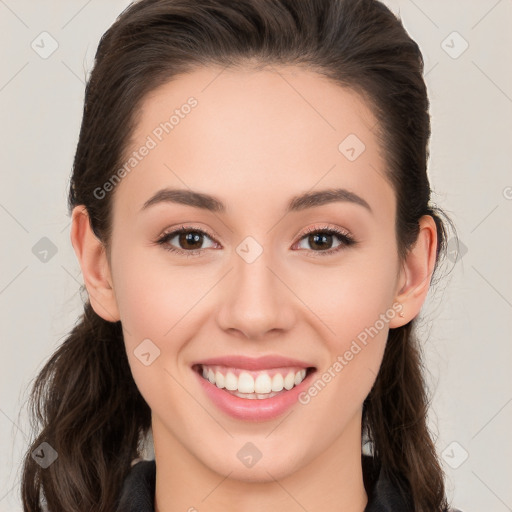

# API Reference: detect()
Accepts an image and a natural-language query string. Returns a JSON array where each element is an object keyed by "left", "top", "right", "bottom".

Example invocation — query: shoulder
[
  {"left": 362, "top": 455, "right": 464, "bottom": 512},
  {"left": 118, "top": 457, "right": 464, "bottom": 512},
  {"left": 115, "top": 459, "right": 156, "bottom": 512}
]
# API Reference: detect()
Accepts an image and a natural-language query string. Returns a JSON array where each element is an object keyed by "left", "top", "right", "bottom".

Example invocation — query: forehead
[{"left": 112, "top": 65, "right": 395, "bottom": 224}]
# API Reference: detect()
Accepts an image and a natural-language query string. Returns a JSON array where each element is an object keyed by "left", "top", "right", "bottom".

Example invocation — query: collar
[{"left": 115, "top": 455, "right": 414, "bottom": 511}]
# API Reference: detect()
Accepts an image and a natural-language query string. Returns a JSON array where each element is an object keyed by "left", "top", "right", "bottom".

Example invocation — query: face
[{"left": 106, "top": 65, "right": 403, "bottom": 481}]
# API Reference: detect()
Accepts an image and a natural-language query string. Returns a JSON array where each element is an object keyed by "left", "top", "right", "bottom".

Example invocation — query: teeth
[
  {"left": 238, "top": 372, "right": 254, "bottom": 393},
  {"left": 295, "top": 369, "right": 306, "bottom": 385},
  {"left": 225, "top": 372, "right": 238, "bottom": 391},
  {"left": 254, "top": 373, "right": 272, "bottom": 394},
  {"left": 214, "top": 371, "right": 225, "bottom": 389},
  {"left": 200, "top": 365, "right": 309, "bottom": 396},
  {"left": 230, "top": 390, "right": 281, "bottom": 400},
  {"left": 271, "top": 373, "right": 284, "bottom": 392},
  {"left": 284, "top": 371, "right": 295, "bottom": 390}
]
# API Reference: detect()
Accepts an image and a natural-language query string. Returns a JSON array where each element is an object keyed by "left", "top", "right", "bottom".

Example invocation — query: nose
[{"left": 216, "top": 248, "right": 296, "bottom": 341}]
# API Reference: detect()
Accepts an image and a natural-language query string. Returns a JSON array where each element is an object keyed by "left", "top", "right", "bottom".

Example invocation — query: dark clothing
[{"left": 115, "top": 455, "right": 462, "bottom": 512}]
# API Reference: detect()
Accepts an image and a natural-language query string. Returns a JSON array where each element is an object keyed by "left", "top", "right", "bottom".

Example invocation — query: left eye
[{"left": 294, "top": 228, "right": 354, "bottom": 253}]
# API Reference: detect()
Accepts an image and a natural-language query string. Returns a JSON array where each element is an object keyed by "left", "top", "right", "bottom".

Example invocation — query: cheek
[
  {"left": 111, "top": 246, "right": 206, "bottom": 344},
  {"left": 110, "top": 247, "right": 213, "bottom": 405},
  {"left": 295, "top": 263, "right": 394, "bottom": 432},
  {"left": 289, "top": 246, "right": 397, "bottom": 408},
  {"left": 113, "top": 261, "right": 194, "bottom": 421},
  {"left": 292, "top": 250, "right": 398, "bottom": 344}
]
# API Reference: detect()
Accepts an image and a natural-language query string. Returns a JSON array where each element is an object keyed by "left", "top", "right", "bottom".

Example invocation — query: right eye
[{"left": 155, "top": 225, "right": 220, "bottom": 257}]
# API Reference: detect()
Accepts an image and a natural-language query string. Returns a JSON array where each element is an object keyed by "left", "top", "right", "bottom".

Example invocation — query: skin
[{"left": 71, "top": 65, "right": 437, "bottom": 512}]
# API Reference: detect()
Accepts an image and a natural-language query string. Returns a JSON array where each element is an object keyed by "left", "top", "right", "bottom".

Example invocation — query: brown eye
[
  {"left": 295, "top": 226, "right": 356, "bottom": 256},
  {"left": 156, "top": 226, "right": 219, "bottom": 256},
  {"left": 176, "top": 231, "right": 204, "bottom": 250}
]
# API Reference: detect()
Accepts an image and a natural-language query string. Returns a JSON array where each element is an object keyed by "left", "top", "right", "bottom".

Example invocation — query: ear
[
  {"left": 388, "top": 215, "right": 438, "bottom": 328},
  {"left": 70, "top": 205, "right": 120, "bottom": 322}
]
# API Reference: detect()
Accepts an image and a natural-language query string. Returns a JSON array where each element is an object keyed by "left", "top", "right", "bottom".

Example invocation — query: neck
[{"left": 153, "top": 411, "right": 368, "bottom": 512}]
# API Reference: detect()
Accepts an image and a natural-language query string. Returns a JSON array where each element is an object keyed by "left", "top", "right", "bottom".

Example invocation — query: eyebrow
[{"left": 140, "top": 187, "right": 373, "bottom": 215}]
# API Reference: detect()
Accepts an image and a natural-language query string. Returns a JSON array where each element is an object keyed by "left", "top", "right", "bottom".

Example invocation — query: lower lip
[{"left": 193, "top": 367, "right": 315, "bottom": 422}]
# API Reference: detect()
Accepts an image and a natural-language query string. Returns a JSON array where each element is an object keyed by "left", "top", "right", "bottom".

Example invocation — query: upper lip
[{"left": 192, "top": 355, "right": 316, "bottom": 371}]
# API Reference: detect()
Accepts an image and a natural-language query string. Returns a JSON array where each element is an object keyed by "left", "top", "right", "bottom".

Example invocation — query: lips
[{"left": 191, "top": 355, "right": 317, "bottom": 420}]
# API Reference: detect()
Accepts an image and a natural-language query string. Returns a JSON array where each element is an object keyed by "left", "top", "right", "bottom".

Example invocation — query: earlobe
[
  {"left": 388, "top": 215, "right": 438, "bottom": 328},
  {"left": 70, "top": 205, "right": 120, "bottom": 323}
]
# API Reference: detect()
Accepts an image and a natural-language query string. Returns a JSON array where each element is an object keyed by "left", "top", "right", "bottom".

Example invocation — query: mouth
[{"left": 192, "top": 363, "right": 317, "bottom": 400}]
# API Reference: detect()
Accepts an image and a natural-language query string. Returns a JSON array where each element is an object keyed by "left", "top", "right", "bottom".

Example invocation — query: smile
[
  {"left": 192, "top": 360, "right": 317, "bottom": 421},
  {"left": 196, "top": 364, "right": 311, "bottom": 399}
]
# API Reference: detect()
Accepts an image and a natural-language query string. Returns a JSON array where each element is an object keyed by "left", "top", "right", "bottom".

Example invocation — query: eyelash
[{"left": 154, "top": 224, "right": 357, "bottom": 258}]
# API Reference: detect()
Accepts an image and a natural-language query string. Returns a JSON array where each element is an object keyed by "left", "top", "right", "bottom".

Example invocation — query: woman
[{"left": 21, "top": 0, "right": 462, "bottom": 511}]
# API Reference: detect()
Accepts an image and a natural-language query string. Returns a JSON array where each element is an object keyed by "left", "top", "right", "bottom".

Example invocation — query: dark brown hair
[{"left": 21, "top": 0, "right": 457, "bottom": 510}]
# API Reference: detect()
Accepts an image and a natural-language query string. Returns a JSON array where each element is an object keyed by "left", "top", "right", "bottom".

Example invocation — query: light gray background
[{"left": 1, "top": 1, "right": 511, "bottom": 511}]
